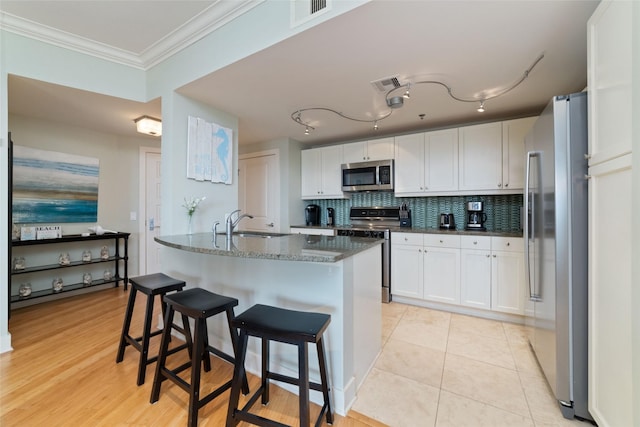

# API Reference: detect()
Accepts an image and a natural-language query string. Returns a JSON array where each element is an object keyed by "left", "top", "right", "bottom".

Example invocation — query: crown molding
[
  {"left": 140, "top": 0, "right": 264, "bottom": 69},
  {"left": 0, "top": 0, "right": 263, "bottom": 71}
]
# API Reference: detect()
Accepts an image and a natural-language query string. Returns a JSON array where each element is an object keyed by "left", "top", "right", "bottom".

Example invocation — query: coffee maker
[
  {"left": 305, "top": 204, "right": 321, "bottom": 226},
  {"left": 465, "top": 201, "right": 487, "bottom": 231}
]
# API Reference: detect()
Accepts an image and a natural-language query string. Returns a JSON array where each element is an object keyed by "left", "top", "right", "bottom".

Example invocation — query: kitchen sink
[{"left": 218, "top": 232, "right": 289, "bottom": 239}]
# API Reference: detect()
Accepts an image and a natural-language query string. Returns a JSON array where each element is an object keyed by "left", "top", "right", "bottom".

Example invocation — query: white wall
[{"left": 8, "top": 113, "right": 160, "bottom": 272}]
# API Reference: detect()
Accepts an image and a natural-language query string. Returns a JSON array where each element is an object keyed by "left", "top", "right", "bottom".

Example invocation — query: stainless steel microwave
[{"left": 341, "top": 159, "right": 394, "bottom": 192}]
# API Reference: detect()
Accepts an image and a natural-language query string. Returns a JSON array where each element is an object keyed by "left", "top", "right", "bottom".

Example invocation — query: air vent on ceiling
[
  {"left": 371, "top": 75, "right": 407, "bottom": 93},
  {"left": 291, "top": 0, "right": 331, "bottom": 28}
]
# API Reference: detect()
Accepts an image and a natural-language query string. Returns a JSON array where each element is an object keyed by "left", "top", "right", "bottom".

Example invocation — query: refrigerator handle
[{"left": 524, "top": 151, "right": 541, "bottom": 301}]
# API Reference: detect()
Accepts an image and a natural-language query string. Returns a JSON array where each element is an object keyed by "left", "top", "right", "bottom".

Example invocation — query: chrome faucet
[
  {"left": 226, "top": 209, "right": 254, "bottom": 239},
  {"left": 212, "top": 221, "right": 220, "bottom": 235}
]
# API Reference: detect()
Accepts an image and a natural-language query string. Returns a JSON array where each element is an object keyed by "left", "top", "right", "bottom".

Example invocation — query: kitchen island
[{"left": 154, "top": 232, "right": 383, "bottom": 416}]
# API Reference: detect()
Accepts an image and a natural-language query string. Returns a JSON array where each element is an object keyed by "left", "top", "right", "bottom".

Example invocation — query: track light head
[{"left": 477, "top": 101, "right": 485, "bottom": 113}]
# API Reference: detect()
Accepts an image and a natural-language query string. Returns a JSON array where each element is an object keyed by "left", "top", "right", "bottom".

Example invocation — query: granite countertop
[
  {"left": 155, "top": 232, "right": 383, "bottom": 263},
  {"left": 291, "top": 224, "right": 523, "bottom": 238}
]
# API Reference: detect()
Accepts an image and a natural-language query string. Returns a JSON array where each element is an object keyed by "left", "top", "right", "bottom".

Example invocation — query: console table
[{"left": 10, "top": 232, "right": 129, "bottom": 308}]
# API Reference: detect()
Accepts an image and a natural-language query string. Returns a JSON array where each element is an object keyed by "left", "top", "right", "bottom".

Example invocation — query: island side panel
[{"left": 160, "top": 245, "right": 376, "bottom": 416}]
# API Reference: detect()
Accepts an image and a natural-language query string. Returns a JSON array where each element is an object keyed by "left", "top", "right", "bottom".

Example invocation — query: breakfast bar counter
[{"left": 155, "top": 232, "right": 383, "bottom": 416}]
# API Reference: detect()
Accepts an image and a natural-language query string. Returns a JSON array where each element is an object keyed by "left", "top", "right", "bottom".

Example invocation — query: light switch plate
[{"left": 130, "top": 211, "right": 137, "bottom": 221}]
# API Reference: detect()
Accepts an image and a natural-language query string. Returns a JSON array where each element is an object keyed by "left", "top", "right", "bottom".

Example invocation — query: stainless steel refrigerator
[{"left": 524, "top": 92, "right": 592, "bottom": 421}]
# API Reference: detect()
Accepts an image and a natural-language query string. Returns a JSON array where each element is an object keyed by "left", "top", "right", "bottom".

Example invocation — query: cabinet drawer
[
  {"left": 424, "top": 234, "right": 460, "bottom": 248},
  {"left": 460, "top": 235, "right": 491, "bottom": 250},
  {"left": 492, "top": 237, "right": 523, "bottom": 252},
  {"left": 391, "top": 232, "right": 423, "bottom": 246}
]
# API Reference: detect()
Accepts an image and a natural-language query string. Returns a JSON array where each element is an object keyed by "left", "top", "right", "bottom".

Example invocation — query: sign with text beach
[
  {"left": 186, "top": 116, "right": 233, "bottom": 184},
  {"left": 12, "top": 145, "right": 99, "bottom": 223}
]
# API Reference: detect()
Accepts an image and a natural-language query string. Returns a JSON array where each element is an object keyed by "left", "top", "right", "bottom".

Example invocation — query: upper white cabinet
[
  {"left": 301, "top": 145, "right": 344, "bottom": 199},
  {"left": 394, "top": 128, "right": 458, "bottom": 196},
  {"left": 588, "top": 0, "right": 632, "bottom": 166},
  {"left": 502, "top": 117, "right": 536, "bottom": 191},
  {"left": 342, "top": 137, "right": 395, "bottom": 163},
  {"left": 458, "top": 122, "right": 503, "bottom": 191}
]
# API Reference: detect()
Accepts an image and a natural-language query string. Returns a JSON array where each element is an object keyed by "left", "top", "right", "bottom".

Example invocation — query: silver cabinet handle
[{"left": 266, "top": 223, "right": 274, "bottom": 228}]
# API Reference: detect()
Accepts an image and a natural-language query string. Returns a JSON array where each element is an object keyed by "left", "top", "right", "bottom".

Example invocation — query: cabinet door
[
  {"left": 425, "top": 128, "right": 458, "bottom": 192},
  {"left": 391, "top": 244, "right": 423, "bottom": 298},
  {"left": 502, "top": 117, "right": 536, "bottom": 191},
  {"left": 588, "top": 0, "right": 632, "bottom": 166},
  {"left": 423, "top": 247, "right": 460, "bottom": 304},
  {"left": 588, "top": 153, "right": 632, "bottom": 426},
  {"left": 459, "top": 122, "right": 503, "bottom": 191},
  {"left": 367, "top": 137, "right": 395, "bottom": 161},
  {"left": 460, "top": 249, "right": 491, "bottom": 309},
  {"left": 320, "top": 145, "right": 344, "bottom": 198},
  {"left": 301, "top": 149, "right": 322, "bottom": 198},
  {"left": 343, "top": 141, "right": 367, "bottom": 163},
  {"left": 394, "top": 133, "right": 425, "bottom": 194},
  {"left": 491, "top": 250, "right": 525, "bottom": 315}
]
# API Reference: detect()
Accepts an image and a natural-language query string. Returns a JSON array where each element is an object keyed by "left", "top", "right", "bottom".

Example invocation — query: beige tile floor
[{"left": 351, "top": 302, "right": 593, "bottom": 427}]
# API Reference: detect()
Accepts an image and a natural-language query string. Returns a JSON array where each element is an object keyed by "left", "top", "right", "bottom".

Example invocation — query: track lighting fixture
[
  {"left": 403, "top": 83, "right": 411, "bottom": 99},
  {"left": 290, "top": 53, "right": 544, "bottom": 135}
]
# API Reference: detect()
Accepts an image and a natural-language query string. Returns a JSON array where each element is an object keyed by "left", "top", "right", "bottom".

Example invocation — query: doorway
[
  {"left": 139, "top": 147, "right": 162, "bottom": 274},
  {"left": 238, "top": 150, "right": 280, "bottom": 232}
]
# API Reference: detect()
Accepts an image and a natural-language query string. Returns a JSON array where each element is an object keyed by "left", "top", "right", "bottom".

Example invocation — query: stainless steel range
[{"left": 335, "top": 206, "right": 400, "bottom": 303}]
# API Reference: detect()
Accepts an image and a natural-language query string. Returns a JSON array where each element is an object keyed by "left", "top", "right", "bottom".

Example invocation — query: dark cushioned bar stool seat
[
  {"left": 150, "top": 288, "right": 249, "bottom": 427},
  {"left": 116, "top": 273, "right": 187, "bottom": 386},
  {"left": 226, "top": 304, "right": 333, "bottom": 427}
]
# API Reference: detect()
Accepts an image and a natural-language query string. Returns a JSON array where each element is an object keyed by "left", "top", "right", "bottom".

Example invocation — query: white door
[
  {"left": 238, "top": 151, "right": 280, "bottom": 232},
  {"left": 140, "top": 148, "right": 162, "bottom": 274}
]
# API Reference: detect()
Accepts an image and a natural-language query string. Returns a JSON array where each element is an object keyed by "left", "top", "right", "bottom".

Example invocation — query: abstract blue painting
[{"left": 12, "top": 145, "right": 99, "bottom": 223}]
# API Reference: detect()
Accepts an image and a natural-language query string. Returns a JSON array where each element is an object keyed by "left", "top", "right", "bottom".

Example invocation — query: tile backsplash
[{"left": 305, "top": 193, "right": 523, "bottom": 232}]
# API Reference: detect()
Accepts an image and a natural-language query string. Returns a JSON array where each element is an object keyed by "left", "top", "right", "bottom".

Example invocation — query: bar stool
[
  {"left": 226, "top": 304, "right": 333, "bottom": 427},
  {"left": 116, "top": 273, "right": 187, "bottom": 386},
  {"left": 150, "top": 288, "right": 249, "bottom": 427}
]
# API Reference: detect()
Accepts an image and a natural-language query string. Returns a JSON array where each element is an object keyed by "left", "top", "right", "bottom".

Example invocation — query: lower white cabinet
[
  {"left": 391, "top": 237, "right": 424, "bottom": 299},
  {"left": 460, "top": 236, "right": 492, "bottom": 309},
  {"left": 423, "top": 235, "right": 460, "bottom": 304},
  {"left": 394, "top": 232, "right": 524, "bottom": 316}
]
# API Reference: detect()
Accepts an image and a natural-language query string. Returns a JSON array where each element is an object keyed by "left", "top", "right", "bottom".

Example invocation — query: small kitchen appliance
[
  {"left": 326, "top": 207, "right": 335, "bottom": 226},
  {"left": 439, "top": 213, "right": 455, "bottom": 229},
  {"left": 305, "top": 204, "right": 321, "bottom": 226},
  {"left": 465, "top": 201, "right": 487, "bottom": 230}
]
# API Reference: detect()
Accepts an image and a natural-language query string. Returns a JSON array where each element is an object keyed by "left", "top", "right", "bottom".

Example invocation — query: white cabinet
[
  {"left": 394, "top": 128, "right": 458, "bottom": 195},
  {"left": 300, "top": 145, "right": 344, "bottom": 199},
  {"left": 391, "top": 233, "right": 424, "bottom": 299},
  {"left": 587, "top": 2, "right": 636, "bottom": 425},
  {"left": 460, "top": 236, "right": 492, "bottom": 309},
  {"left": 459, "top": 119, "right": 535, "bottom": 193},
  {"left": 502, "top": 117, "right": 536, "bottom": 190},
  {"left": 490, "top": 237, "right": 525, "bottom": 315},
  {"left": 423, "top": 234, "right": 460, "bottom": 304},
  {"left": 459, "top": 122, "right": 503, "bottom": 191},
  {"left": 343, "top": 137, "right": 394, "bottom": 163}
]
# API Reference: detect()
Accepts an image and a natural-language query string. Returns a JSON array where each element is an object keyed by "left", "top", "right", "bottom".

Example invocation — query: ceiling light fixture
[
  {"left": 403, "top": 83, "right": 411, "bottom": 99},
  {"left": 290, "top": 53, "right": 543, "bottom": 135},
  {"left": 304, "top": 126, "right": 311, "bottom": 135},
  {"left": 134, "top": 115, "right": 162, "bottom": 136}
]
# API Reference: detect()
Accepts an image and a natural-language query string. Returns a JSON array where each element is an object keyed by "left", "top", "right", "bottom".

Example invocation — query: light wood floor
[{"left": 1, "top": 287, "right": 386, "bottom": 427}]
